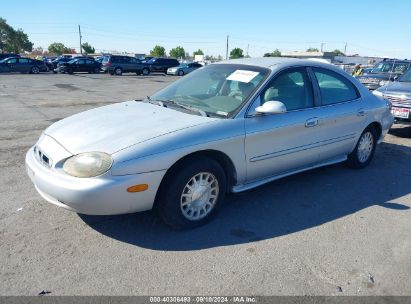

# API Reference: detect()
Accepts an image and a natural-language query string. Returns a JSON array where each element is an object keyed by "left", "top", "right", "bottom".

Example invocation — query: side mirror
[{"left": 255, "top": 100, "right": 287, "bottom": 114}]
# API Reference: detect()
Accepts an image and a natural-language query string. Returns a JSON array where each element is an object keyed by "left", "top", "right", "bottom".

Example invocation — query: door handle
[
  {"left": 357, "top": 109, "right": 366, "bottom": 116},
  {"left": 305, "top": 118, "right": 319, "bottom": 128}
]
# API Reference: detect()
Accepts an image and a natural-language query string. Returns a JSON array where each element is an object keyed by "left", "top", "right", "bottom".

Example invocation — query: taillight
[{"left": 106, "top": 61, "right": 112, "bottom": 67}]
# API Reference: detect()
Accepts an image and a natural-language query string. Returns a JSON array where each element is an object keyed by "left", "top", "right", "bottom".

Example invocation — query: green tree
[
  {"left": 169, "top": 46, "right": 185, "bottom": 59},
  {"left": 229, "top": 47, "right": 244, "bottom": 59},
  {"left": 150, "top": 45, "right": 166, "bottom": 57},
  {"left": 306, "top": 47, "right": 319, "bottom": 52},
  {"left": 263, "top": 49, "right": 281, "bottom": 57},
  {"left": 48, "top": 42, "right": 71, "bottom": 55},
  {"left": 193, "top": 49, "right": 204, "bottom": 56},
  {"left": 81, "top": 42, "right": 95, "bottom": 54},
  {"left": 0, "top": 18, "right": 33, "bottom": 53},
  {"left": 332, "top": 49, "right": 345, "bottom": 56}
]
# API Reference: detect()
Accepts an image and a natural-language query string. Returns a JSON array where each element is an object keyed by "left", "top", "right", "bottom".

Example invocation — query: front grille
[
  {"left": 34, "top": 146, "right": 52, "bottom": 168},
  {"left": 384, "top": 94, "right": 411, "bottom": 107}
]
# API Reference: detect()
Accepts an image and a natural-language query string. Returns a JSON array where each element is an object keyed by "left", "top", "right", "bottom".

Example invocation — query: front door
[{"left": 244, "top": 67, "right": 322, "bottom": 182}]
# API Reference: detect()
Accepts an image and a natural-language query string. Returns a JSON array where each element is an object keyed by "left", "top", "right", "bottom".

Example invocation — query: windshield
[
  {"left": 371, "top": 62, "right": 393, "bottom": 73},
  {"left": 399, "top": 69, "right": 411, "bottom": 82},
  {"left": 371, "top": 62, "right": 410, "bottom": 74},
  {"left": 150, "top": 64, "right": 270, "bottom": 118}
]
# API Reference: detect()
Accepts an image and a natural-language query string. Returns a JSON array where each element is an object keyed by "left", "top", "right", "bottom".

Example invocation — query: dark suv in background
[
  {"left": 356, "top": 59, "right": 411, "bottom": 90},
  {"left": 101, "top": 55, "right": 147, "bottom": 76},
  {"left": 146, "top": 58, "right": 180, "bottom": 74}
]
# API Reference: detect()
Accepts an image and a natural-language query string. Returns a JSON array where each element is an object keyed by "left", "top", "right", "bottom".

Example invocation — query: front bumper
[{"left": 25, "top": 146, "right": 166, "bottom": 215}]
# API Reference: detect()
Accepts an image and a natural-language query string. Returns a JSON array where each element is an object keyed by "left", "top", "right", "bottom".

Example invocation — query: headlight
[
  {"left": 63, "top": 152, "right": 112, "bottom": 178},
  {"left": 379, "top": 80, "right": 389, "bottom": 86},
  {"left": 373, "top": 90, "right": 383, "bottom": 97}
]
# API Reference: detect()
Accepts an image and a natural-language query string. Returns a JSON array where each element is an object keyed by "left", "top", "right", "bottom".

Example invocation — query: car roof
[{"left": 215, "top": 57, "right": 333, "bottom": 70}]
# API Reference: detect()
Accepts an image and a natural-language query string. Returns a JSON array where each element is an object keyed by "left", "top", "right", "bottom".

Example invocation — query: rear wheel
[
  {"left": 142, "top": 68, "right": 150, "bottom": 76},
  {"left": 157, "top": 157, "right": 226, "bottom": 229},
  {"left": 93, "top": 67, "right": 100, "bottom": 74},
  {"left": 346, "top": 126, "right": 377, "bottom": 169},
  {"left": 178, "top": 70, "right": 184, "bottom": 76},
  {"left": 31, "top": 66, "right": 40, "bottom": 74},
  {"left": 114, "top": 67, "right": 122, "bottom": 76}
]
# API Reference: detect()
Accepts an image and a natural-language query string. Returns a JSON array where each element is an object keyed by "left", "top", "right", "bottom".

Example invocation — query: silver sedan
[{"left": 26, "top": 58, "right": 394, "bottom": 229}]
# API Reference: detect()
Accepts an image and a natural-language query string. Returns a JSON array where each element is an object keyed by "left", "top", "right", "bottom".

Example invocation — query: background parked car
[
  {"left": 167, "top": 62, "right": 203, "bottom": 76},
  {"left": 146, "top": 57, "right": 179, "bottom": 74},
  {"left": 57, "top": 58, "right": 101, "bottom": 74},
  {"left": 0, "top": 57, "right": 48, "bottom": 74},
  {"left": 356, "top": 59, "right": 411, "bottom": 90},
  {"left": 47, "top": 57, "right": 74, "bottom": 73},
  {"left": 374, "top": 68, "right": 411, "bottom": 125},
  {"left": 101, "top": 55, "right": 147, "bottom": 76}
]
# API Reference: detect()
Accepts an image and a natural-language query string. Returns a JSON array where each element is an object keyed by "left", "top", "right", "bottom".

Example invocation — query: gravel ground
[{"left": 0, "top": 73, "right": 410, "bottom": 296}]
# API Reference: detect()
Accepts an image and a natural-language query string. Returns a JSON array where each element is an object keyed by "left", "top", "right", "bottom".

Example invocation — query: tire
[
  {"left": 142, "top": 68, "right": 150, "bottom": 76},
  {"left": 346, "top": 126, "right": 377, "bottom": 169},
  {"left": 157, "top": 157, "right": 226, "bottom": 229},
  {"left": 67, "top": 68, "right": 73, "bottom": 74},
  {"left": 53, "top": 70, "right": 57, "bottom": 74},
  {"left": 31, "top": 66, "right": 40, "bottom": 74},
  {"left": 93, "top": 67, "right": 100, "bottom": 74},
  {"left": 114, "top": 67, "right": 122, "bottom": 76},
  {"left": 178, "top": 70, "right": 184, "bottom": 76}
]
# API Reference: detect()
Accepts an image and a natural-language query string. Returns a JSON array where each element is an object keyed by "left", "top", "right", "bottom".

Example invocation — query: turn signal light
[{"left": 127, "top": 184, "right": 149, "bottom": 193}]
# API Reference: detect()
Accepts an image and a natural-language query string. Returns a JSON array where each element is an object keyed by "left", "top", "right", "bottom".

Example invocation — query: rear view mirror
[{"left": 255, "top": 100, "right": 286, "bottom": 114}]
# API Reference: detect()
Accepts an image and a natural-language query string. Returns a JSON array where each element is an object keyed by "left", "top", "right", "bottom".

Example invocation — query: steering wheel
[{"left": 228, "top": 90, "right": 244, "bottom": 101}]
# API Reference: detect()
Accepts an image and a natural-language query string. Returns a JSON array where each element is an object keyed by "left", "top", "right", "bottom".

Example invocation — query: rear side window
[
  {"left": 19, "top": 58, "right": 29, "bottom": 63},
  {"left": 313, "top": 68, "right": 359, "bottom": 105}
]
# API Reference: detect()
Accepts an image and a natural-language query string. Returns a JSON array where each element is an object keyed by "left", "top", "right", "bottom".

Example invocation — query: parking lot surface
[{"left": 0, "top": 73, "right": 410, "bottom": 295}]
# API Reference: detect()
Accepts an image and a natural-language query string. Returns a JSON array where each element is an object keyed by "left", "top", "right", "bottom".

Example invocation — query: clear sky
[{"left": 1, "top": 0, "right": 410, "bottom": 58}]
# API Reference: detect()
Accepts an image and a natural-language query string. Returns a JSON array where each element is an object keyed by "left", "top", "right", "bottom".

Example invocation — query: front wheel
[
  {"left": 346, "top": 126, "right": 377, "bottom": 169},
  {"left": 157, "top": 157, "right": 226, "bottom": 229},
  {"left": 142, "top": 68, "right": 150, "bottom": 76},
  {"left": 178, "top": 70, "right": 184, "bottom": 76}
]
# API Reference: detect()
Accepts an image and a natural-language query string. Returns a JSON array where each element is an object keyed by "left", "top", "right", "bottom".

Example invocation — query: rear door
[
  {"left": 17, "top": 58, "right": 31, "bottom": 72},
  {"left": 309, "top": 67, "right": 366, "bottom": 162}
]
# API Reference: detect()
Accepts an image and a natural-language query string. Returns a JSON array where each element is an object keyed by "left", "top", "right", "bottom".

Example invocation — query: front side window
[
  {"left": 399, "top": 69, "right": 411, "bottom": 82},
  {"left": 313, "top": 68, "right": 359, "bottom": 105},
  {"left": 7, "top": 58, "right": 17, "bottom": 64},
  {"left": 150, "top": 64, "right": 270, "bottom": 117},
  {"left": 393, "top": 63, "right": 409, "bottom": 74},
  {"left": 76, "top": 60, "right": 85, "bottom": 65},
  {"left": 261, "top": 68, "right": 314, "bottom": 111}
]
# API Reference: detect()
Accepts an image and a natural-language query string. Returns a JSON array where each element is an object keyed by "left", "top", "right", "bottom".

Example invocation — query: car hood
[
  {"left": 44, "top": 101, "right": 217, "bottom": 155},
  {"left": 383, "top": 81, "right": 411, "bottom": 95}
]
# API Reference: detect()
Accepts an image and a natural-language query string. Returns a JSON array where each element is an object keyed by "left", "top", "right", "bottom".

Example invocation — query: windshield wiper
[{"left": 145, "top": 96, "right": 208, "bottom": 117}]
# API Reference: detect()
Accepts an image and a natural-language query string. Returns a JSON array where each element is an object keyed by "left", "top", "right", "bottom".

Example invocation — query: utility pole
[
  {"left": 344, "top": 42, "right": 347, "bottom": 55},
  {"left": 226, "top": 35, "right": 229, "bottom": 60},
  {"left": 246, "top": 44, "right": 249, "bottom": 57},
  {"left": 78, "top": 25, "right": 82, "bottom": 55},
  {"left": 320, "top": 43, "right": 324, "bottom": 52}
]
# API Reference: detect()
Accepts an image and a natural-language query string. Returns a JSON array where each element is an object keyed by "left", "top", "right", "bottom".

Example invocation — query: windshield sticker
[{"left": 227, "top": 70, "right": 259, "bottom": 83}]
